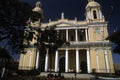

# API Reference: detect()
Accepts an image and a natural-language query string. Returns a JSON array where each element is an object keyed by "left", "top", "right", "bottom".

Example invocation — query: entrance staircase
[{"left": 39, "top": 72, "right": 94, "bottom": 79}]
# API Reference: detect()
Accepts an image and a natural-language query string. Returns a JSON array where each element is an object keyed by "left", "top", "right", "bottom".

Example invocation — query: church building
[{"left": 19, "top": 0, "right": 115, "bottom": 73}]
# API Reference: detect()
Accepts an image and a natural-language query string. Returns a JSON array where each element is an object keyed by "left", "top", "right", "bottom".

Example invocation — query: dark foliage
[
  {"left": 0, "top": 47, "right": 11, "bottom": 59},
  {"left": 0, "top": 0, "right": 32, "bottom": 26},
  {"left": 106, "top": 30, "right": 120, "bottom": 54},
  {"left": 30, "top": 11, "right": 43, "bottom": 22},
  {"left": 0, "top": 0, "right": 32, "bottom": 54},
  {"left": 25, "top": 26, "right": 67, "bottom": 54},
  {"left": 37, "top": 27, "right": 66, "bottom": 53}
]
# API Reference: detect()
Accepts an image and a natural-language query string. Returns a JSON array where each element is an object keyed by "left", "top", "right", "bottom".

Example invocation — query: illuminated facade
[{"left": 19, "top": 0, "right": 115, "bottom": 73}]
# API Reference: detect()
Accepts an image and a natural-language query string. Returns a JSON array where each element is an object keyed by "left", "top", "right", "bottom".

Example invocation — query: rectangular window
[
  {"left": 68, "top": 29, "right": 75, "bottom": 41},
  {"left": 78, "top": 29, "right": 86, "bottom": 41}
]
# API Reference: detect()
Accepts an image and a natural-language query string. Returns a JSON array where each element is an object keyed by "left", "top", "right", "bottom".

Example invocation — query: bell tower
[
  {"left": 85, "top": 0, "right": 114, "bottom": 73},
  {"left": 85, "top": 0, "right": 105, "bottom": 22},
  {"left": 19, "top": 1, "right": 43, "bottom": 70},
  {"left": 29, "top": 1, "right": 43, "bottom": 27},
  {"left": 85, "top": 0, "right": 108, "bottom": 41}
]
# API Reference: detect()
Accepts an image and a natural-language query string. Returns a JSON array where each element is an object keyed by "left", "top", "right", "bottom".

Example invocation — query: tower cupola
[
  {"left": 29, "top": 1, "right": 43, "bottom": 26},
  {"left": 85, "top": 0, "right": 105, "bottom": 22}
]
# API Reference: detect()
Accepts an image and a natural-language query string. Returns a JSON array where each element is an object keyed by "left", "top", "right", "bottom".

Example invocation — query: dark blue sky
[
  {"left": 19, "top": 0, "right": 120, "bottom": 63},
  {"left": 19, "top": 0, "right": 120, "bottom": 34}
]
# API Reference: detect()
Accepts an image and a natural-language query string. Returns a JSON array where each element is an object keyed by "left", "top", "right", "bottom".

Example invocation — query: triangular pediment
[
  {"left": 55, "top": 22, "right": 76, "bottom": 27},
  {"left": 47, "top": 21, "right": 78, "bottom": 28},
  {"left": 41, "top": 20, "right": 87, "bottom": 28}
]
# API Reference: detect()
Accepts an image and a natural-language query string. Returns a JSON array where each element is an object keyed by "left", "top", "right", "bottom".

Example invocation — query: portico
[{"left": 44, "top": 49, "right": 90, "bottom": 73}]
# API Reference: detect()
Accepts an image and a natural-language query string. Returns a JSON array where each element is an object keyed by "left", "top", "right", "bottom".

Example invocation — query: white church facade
[{"left": 19, "top": 0, "right": 115, "bottom": 73}]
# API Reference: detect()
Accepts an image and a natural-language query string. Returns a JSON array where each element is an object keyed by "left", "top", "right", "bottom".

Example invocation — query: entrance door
[
  {"left": 80, "top": 61, "right": 87, "bottom": 73},
  {"left": 59, "top": 57, "right": 65, "bottom": 72}
]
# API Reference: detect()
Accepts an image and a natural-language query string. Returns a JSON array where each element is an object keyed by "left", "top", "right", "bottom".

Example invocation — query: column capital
[
  {"left": 96, "top": 51, "right": 98, "bottom": 55},
  {"left": 95, "top": 48, "right": 97, "bottom": 50},
  {"left": 76, "top": 48, "right": 79, "bottom": 51},
  {"left": 105, "top": 48, "right": 111, "bottom": 50},
  {"left": 86, "top": 48, "right": 90, "bottom": 51},
  {"left": 66, "top": 48, "right": 69, "bottom": 51},
  {"left": 104, "top": 52, "right": 107, "bottom": 55},
  {"left": 108, "top": 48, "right": 111, "bottom": 50}
]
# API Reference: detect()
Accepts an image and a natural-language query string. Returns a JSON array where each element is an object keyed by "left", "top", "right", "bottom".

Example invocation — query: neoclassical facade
[{"left": 19, "top": 0, "right": 115, "bottom": 73}]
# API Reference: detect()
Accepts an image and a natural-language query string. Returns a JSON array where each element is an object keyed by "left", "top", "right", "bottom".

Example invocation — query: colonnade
[
  {"left": 44, "top": 49, "right": 91, "bottom": 73},
  {"left": 20, "top": 43, "right": 110, "bottom": 73},
  {"left": 42, "top": 48, "right": 110, "bottom": 73},
  {"left": 59, "top": 28, "right": 88, "bottom": 41}
]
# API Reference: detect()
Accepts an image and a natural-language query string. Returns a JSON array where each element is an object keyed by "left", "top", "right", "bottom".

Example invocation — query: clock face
[{"left": 95, "top": 28, "right": 101, "bottom": 34}]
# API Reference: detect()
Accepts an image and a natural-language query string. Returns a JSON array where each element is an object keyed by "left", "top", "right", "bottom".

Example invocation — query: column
[
  {"left": 96, "top": 49, "right": 100, "bottom": 72},
  {"left": 87, "top": 49, "right": 91, "bottom": 73},
  {"left": 76, "top": 49, "right": 80, "bottom": 73},
  {"left": 85, "top": 29, "right": 88, "bottom": 41},
  {"left": 55, "top": 50, "right": 59, "bottom": 72},
  {"left": 99, "top": 9, "right": 102, "bottom": 19},
  {"left": 22, "top": 54, "right": 25, "bottom": 69},
  {"left": 104, "top": 49, "right": 109, "bottom": 73},
  {"left": 88, "top": 11, "right": 91, "bottom": 19},
  {"left": 29, "top": 50, "right": 32, "bottom": 69},
  {"left": 88, "top": 29, "right": 90, "bottom": 41},
  {"left": 45, "top": 49, "right": 49, "bottom": 72},
  {"left": 29, "top": 54, "right": 32, "bottom": 69},
  {"left": 65, "top": 49, "right": 69, "bottom": 72},
  {"left": 75, "top": 29, "right": 78, "bottom": 42},
  {"left": 66, "top": 29, "right": 68, "bottom": 41},
  {"left": 36, "top": 51, "right": 39, "bottom": 69},
  {"left": 86, "top": 11, "right": 88, "bottom": 20}
]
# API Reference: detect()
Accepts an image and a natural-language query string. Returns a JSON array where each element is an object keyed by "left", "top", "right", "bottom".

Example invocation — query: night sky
[{"left": 19, "top": 0, "right": 120, "bottom": 63}]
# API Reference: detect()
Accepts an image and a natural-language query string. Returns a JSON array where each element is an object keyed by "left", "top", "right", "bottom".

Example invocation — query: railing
[
  {"left": 70, "top": 41, "right": 112, "bottom": 45},
  {"left": 92, "top": 68, "right": 115, "bottom": 74},
  {"left": 62, "top": 41, "right": 112, "bottom": 48},
  {"left": 99, "top": 77, "right": 120, "bottom": 80}
]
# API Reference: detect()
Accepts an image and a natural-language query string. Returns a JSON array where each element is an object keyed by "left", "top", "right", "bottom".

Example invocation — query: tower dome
[{"left": 86, "top": 1, "right": 100, "bottom": 9}]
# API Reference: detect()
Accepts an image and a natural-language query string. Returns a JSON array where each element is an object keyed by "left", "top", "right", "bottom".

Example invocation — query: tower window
[{"left": 93, "top": 10, "right": 97, "bottom": 19}]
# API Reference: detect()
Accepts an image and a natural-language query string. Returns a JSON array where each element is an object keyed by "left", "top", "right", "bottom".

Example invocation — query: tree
[
  {"left": 37, "top": 26, "right": 69, "bottom": 73},
  {"left": 106, "top": 30, "right": 120, "bottom": 54},
  {"left": 0, "top": 0, "right": 32, "bottom": 54},
  {"left": 0, "top": 47, "right": 11, "bottom": 59},
  {"left": 0, "top": 47, "right": 12, "bottom": 79},
  {"left": 10, "top": 3, "right": 70, "bottom": 76}
]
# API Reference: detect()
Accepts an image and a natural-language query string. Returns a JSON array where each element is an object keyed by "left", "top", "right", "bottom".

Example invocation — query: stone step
[{"left": 39, "top": 72, "right": 94, "bottom": 79}]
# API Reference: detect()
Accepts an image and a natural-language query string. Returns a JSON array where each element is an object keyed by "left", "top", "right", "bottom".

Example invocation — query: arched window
[{"left": 93, "top": 10, "right": 97, "bottom": 19}]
